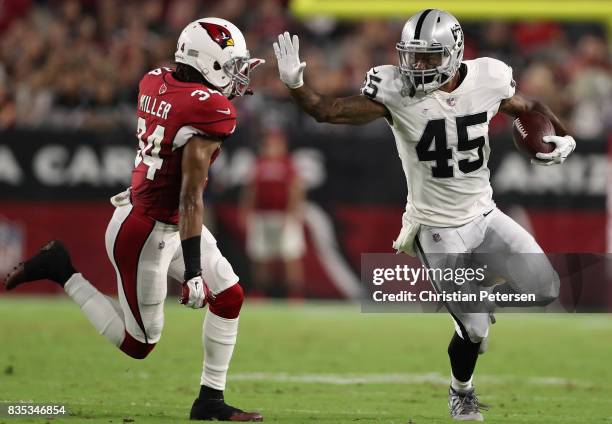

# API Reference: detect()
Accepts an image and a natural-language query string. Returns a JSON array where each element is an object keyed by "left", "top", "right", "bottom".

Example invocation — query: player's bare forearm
[
  {"left": 179, "top": 136, "right": 220, "bottom": 240},
  {"left": 179, "top": 191, "right": 205, "bottom": 240},
  {"left": 290, "top": 85, "right": 388, "bottom": 125},
  {"left": 500, "top": 93, "right": 568, "bottom": 136}
]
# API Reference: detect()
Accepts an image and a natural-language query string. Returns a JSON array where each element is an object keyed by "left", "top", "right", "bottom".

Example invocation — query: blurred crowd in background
[{"left": 0, "top": 0, "right": 610, "bottom": 140}]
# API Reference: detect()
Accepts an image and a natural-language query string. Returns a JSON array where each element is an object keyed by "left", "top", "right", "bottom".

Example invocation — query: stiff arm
[
  {"left": 289, "top": 86, "right": 390, "bottom": 125},
  {"left": 273, "top": 31, "right": 389, "bottom": 125}
]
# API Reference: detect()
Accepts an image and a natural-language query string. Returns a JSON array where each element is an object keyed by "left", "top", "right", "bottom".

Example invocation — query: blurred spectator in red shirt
[{"left": 241, "top": 127, "right": 306, "bottom": 298}]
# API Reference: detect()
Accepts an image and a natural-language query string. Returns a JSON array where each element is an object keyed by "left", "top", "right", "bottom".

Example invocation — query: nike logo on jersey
[{"left": 216, "top": 108, "right": 232, "bottom": 115}]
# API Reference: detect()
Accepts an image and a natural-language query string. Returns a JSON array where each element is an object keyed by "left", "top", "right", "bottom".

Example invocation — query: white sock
[
  {"left": 201, "top": 311, "right": 238, "bottom": 390},
  {"left": 64, "top": 273, "right": 126, "bottom": 347},
  {"left": 451, "top": 374, "right": 473, "bottom": 393}
]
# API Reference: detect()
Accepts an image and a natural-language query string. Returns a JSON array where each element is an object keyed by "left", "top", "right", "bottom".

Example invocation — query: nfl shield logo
[
  {"left": 159, "top": 84, "right": 167, "bottom": 95},
  {"left": 433, "top": 233, "right": 442, "bottom": 242}
]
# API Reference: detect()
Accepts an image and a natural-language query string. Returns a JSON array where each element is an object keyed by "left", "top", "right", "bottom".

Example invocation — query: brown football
[{"left": 512, "top": 111, "right": 555, "bottom": 158}]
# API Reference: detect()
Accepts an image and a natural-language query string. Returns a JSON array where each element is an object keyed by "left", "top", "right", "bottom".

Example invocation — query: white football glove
[
  {"left": 180, "top": 275, "right": 211, "bottom": 309},
  {"left": 273, "top": 32, "right": 306, "bottom": 89},
  {"left": 531, "top": 135, "right": 576, "bottom": 166}
]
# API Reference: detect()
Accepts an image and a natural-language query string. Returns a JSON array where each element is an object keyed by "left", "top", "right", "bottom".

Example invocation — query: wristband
[{"left": 182, "top": 236, "right": 201, "bottom": 280}]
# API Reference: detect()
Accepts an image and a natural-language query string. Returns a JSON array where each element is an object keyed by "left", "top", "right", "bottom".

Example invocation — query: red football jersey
[
  {"left": 130, "top": 67, "right": 236, "bottom": 224},
  {"left": 252, "top": 156, "right": 297, "bottom": 211}
]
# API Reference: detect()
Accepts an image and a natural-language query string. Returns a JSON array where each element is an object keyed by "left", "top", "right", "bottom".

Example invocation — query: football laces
[{"left": 514, "top": 119, "right": 528, "bottom": 139}]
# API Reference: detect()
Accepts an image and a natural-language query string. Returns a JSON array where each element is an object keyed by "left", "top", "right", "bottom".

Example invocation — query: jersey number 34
[
  {"left": 135, "top": 117, "right": 165, "bottom": 180},
  {"left": 416, "top": 111, "right": 487, "bottom": 178}
]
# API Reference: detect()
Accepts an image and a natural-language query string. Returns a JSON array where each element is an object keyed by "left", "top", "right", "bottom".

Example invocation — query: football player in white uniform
[{"left": 274, "top": 9, "right": 575, "bottom": 421}]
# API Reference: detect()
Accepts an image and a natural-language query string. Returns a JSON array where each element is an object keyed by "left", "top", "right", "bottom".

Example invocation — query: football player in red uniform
[{"left": 4, "top": 18, "right": 264, "bottom": 422}]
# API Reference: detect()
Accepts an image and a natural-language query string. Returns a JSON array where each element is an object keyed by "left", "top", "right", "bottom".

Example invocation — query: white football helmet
[
  {"left": 175, "top": 17, "right": 252, "bottom": 97},
  {"left": 396, "top": 9, "right": 464, "bottom": 94}
]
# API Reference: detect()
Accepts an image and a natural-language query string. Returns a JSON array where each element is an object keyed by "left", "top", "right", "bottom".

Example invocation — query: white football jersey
[{"left": 361, "top": 57, "right": 515, "bottom": 227}]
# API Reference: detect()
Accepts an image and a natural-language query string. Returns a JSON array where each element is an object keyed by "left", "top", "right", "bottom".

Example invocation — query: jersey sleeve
[
  {"left": 190, "top": 94, "right": 237, "bottom": 139},
  {"left": 174, "top": 91, "right": 237, "bottom": 150},
  {"left": 481, "top": 57, "right": 516, "bottom": 101},
  {"left": 360, "top": 65, "right": 406, "bottom": 111}
]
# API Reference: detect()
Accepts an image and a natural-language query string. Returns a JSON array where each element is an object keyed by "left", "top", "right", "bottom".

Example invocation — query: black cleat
[
  {"left": 3, "top": 240, "right": 75, "bottom": 290},
  {"left": 189, "top": 398, "right": 263, "bottom": 422}
]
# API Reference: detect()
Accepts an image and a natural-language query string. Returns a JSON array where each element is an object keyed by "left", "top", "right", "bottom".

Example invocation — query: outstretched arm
[
  {"left": 290, "top": 88, "right": 389, "bottom": 124},
  {"left": 273, "top": 32, "right": 389, "bottom": 125},
  {"left": 500, "top": 92, "right": 575, "bottom": 166}
]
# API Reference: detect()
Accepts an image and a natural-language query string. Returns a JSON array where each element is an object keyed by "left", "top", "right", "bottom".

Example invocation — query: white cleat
[{"left": 448, "top": 386, "right": 486, "bottom": 421}]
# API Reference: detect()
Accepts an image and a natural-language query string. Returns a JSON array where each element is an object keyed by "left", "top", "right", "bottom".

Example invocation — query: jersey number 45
[{"left": 417, "top": 111, "right": 487, "bottom": 178}]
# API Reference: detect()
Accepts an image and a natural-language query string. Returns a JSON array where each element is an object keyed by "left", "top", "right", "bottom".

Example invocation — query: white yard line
[{"left": 229, "top": 372, "right": 594, "bottom": 388}]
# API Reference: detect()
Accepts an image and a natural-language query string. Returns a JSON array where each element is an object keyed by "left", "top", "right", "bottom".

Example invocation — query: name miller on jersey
[{"left": 139, "top": 94, "right": 172, "bottom": 120}]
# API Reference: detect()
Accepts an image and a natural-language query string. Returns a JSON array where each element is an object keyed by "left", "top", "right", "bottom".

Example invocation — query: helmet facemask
[
  {"left": 397, "top": 40, "right": 460, "bottom": 94},
  {"left": 193, "top": 52, "right": 252, "bottom": 98},
  {"left": 222, "top": 54, "right": 252, "bottom": 97}
]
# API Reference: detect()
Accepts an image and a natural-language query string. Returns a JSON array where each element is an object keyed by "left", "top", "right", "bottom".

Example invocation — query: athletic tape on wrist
[{"left": 182, "top": 236, "right": 201, "bottom": 280}]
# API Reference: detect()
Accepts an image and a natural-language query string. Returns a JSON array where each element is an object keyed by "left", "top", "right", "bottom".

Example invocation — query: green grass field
[{"left": 0, "top": 298, "right": 611, "bottom": 423}]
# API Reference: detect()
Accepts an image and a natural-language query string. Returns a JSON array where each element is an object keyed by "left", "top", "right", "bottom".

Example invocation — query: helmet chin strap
[{"left": 221, "top": 83, "right": 233, "bottom": 97}]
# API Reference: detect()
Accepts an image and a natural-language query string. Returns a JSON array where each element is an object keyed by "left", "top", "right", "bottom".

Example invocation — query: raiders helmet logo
[
  {"left": 200, "top": 22, "right": 235, "bottom": 49},
  {"left": 451, "top": 24, "right": 463, "bottom": 47}
]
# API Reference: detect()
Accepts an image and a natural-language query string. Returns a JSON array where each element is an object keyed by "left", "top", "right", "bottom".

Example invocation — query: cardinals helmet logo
[{"left": 200, "top": 22, "right": 235, "bottom": 49}]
